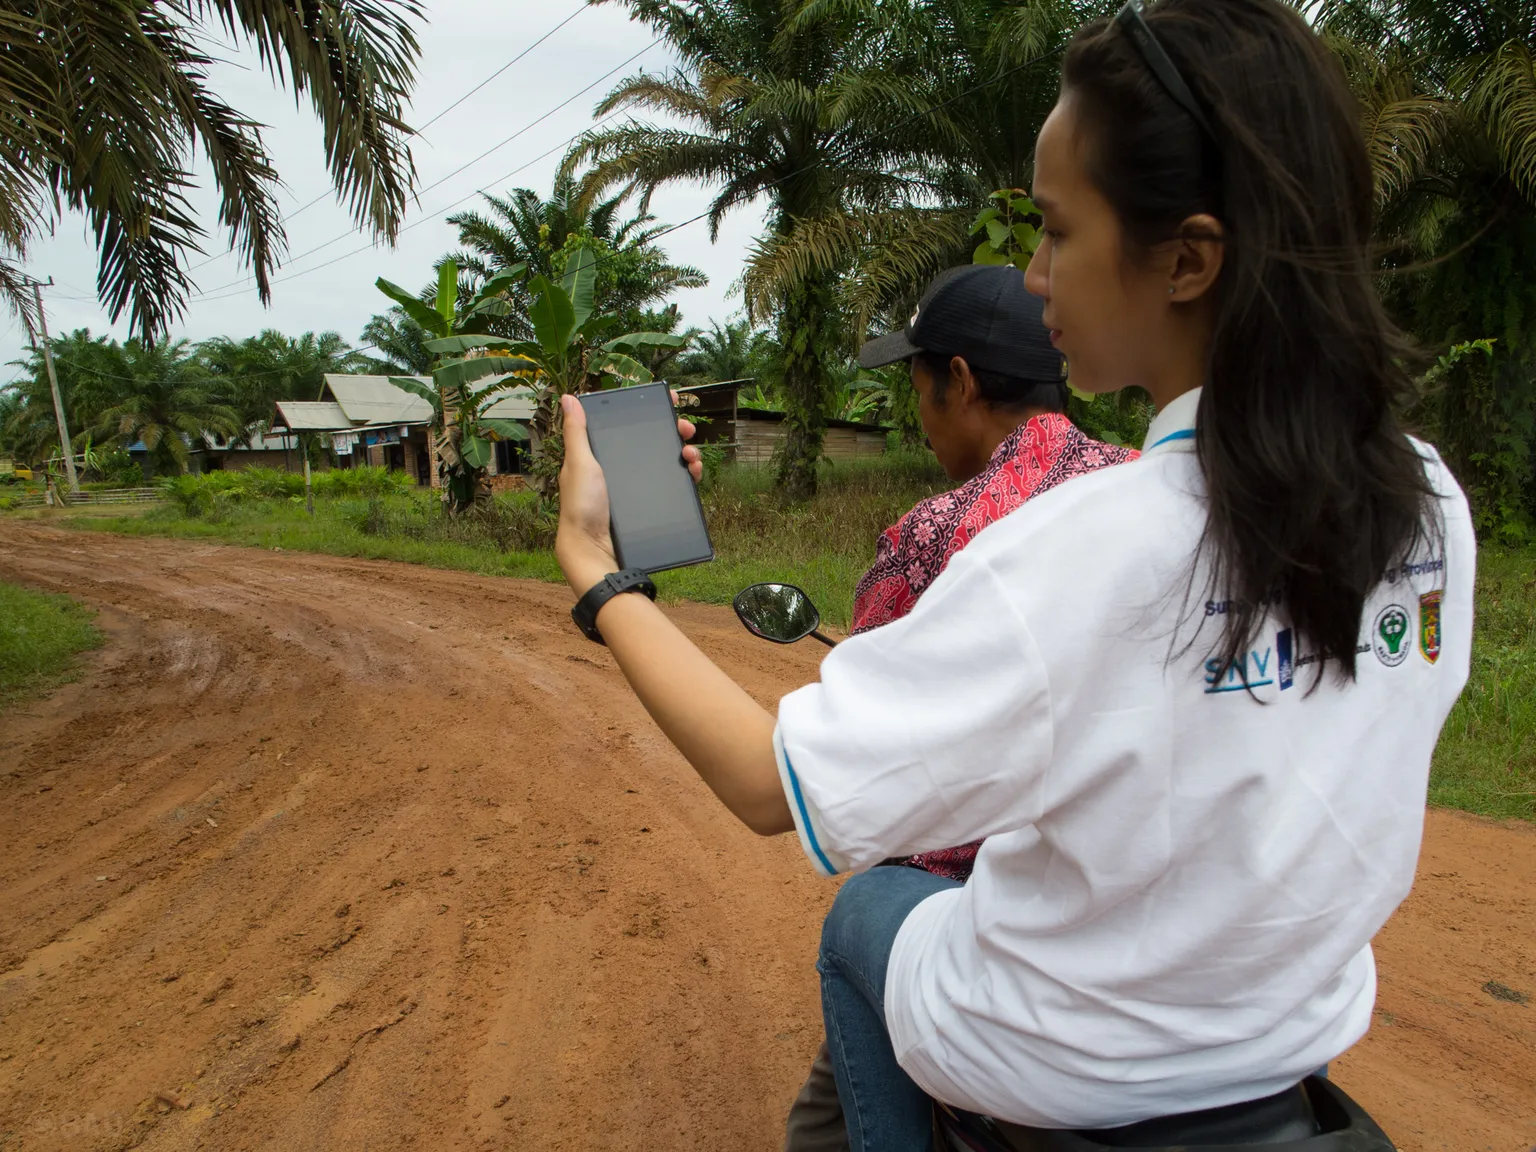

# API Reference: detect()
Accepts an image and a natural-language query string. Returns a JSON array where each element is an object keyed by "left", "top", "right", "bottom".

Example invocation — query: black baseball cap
[{"left": 858, "top": 264, "right": 1065, "bottom": 382}]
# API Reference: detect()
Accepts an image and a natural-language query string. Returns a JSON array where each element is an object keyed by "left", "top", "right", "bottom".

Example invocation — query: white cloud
[{"left": 4, "top": 0, "right": 767, "bottom": 375}]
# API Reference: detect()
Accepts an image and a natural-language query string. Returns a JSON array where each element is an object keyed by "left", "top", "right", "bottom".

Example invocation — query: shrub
[
  {"left": 311, "top": 465, "right": 413, "bottom": 499},
  {"left": 353, "top": 488, "right": 555, "bottom": 552},
  {"left": 86, "top": 448, "right": 146, "bottom": 487}
]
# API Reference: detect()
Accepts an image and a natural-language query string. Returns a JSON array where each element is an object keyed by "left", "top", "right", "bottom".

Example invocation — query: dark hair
[
  {"left": 917, "top": 352, "right": 1069, "bottom": 415},
  {"left": 1062, "top": 0, "right": 1436, "bottom": 682}
]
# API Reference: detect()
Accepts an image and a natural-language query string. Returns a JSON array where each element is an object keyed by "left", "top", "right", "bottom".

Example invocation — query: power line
[
  {"left": 41, "top": 342, "right": 385, "bottom": 387},
  {"left": 415, "top": 5, "right": 589, "bottom": 137},
  {"left": 190, "top": 103, "right": 632, "bottom": 305},
  {"left": 198, "top": 32, "right": 1045, "bottom": 306},
  {"left": 186, "top": 3, "right": 592, "bottom": 273},
  {"left": 48, "top": 41, "right": 1068, "bottom": 329},
  {"left": 190, "top": 37, "right": 660, "bottom": 299}
]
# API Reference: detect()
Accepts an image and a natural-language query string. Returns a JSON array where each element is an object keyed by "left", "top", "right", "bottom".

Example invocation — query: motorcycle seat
[{"left": 939, "top": 1076, "right": 1396, "bottom": 1151}]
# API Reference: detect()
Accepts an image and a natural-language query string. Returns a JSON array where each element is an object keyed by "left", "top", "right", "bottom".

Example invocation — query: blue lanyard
[{"left": 1147, "top": 428, "right": 1196, "bottom": 451}]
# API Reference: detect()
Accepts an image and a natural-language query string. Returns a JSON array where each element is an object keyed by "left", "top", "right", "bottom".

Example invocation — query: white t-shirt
[{"left": 773, "top": 388, "right": 1475, "bottom": 1128}]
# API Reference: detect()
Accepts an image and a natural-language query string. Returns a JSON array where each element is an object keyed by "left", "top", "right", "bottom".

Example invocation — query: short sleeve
[{"left": 774, "top": 550, "right": 1055, "bottom": 876}]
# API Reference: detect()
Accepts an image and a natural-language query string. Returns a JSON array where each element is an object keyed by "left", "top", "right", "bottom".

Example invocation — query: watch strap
[{"left": 571, "top": 568, "right": 658, "bottom": 644}]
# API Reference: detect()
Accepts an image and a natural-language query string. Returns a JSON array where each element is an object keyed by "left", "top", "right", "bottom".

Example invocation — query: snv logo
[{"left": 1204, "top": 646, "right": 1276, "bottom": 694}]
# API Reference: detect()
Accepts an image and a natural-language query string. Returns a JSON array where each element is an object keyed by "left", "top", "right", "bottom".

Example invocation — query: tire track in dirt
[{"left": 0, "top": 523, "right": 1531, "bottom": 1151}]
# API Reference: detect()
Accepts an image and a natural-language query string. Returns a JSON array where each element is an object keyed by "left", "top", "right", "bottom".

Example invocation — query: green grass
[
  {"left": 55, "top": 494, "right": 567, "bottom": 584},
  {"left": 22, "top": 460, "right": 1532, "bottom": 822},
  {"left": 655, "top": 453, "right": 948, "bottom": 627},
  {"left": 0, "top": 581, "right": 103, "bottom": 709},
  {"left": 1428, "top": 544, "right": 1536, "bottom": 822},
  {"left": 47, "top": 455, "right": 950, "bottom": 629}
]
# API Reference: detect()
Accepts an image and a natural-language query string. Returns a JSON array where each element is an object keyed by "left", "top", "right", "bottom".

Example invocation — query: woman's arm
[{"left": 555, "top": 393, "right": 794, "bottom": 837}]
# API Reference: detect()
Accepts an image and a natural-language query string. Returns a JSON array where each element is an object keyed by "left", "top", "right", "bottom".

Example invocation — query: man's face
[{"left": 911, "top": 355, "right": 981, "bottom": 482}]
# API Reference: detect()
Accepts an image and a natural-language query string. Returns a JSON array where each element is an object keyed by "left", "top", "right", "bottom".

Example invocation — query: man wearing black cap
[{"left": 783, "top": 263, "right": 1136, "bottom": 1152}]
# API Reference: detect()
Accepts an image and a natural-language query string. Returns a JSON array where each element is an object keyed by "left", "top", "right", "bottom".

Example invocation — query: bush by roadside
[
  {"left": 0, "top": 582, "right": 102, "bottom": 709},
  {"left": 1429, "top": 545, "right": 1536, "bottom": 820}
]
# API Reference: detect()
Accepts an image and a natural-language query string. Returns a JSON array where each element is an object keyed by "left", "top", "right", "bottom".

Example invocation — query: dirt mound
[{"left": 1, "top": 524, "right": 1531, "bottom": 1151}]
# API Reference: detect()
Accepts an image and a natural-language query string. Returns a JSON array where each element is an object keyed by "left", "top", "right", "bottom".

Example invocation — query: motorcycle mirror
[{"left": 733, "top": 583, "right": 835, "bottom": 647}]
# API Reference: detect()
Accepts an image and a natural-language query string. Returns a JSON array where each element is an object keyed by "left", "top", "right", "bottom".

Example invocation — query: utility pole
[{"left": 30, "top": 279, "right": 80, "bottom": 495}]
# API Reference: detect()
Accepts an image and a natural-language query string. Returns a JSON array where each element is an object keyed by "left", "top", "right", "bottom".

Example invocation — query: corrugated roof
[
  {"left": 321, "top": 373, "right": 537, "bottom": 424},
  {"left": 323, "top": 374, "right": 433, "bottom": 425},
  {"left": 482, "top": 388, "right": 536, "bottom": 420},
  {"left": 273, "top": 400, "right": 353, "bottom": 432}
]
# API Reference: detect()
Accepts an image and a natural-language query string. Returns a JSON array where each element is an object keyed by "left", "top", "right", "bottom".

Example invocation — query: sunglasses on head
[{"left": 1114, "top": 0, "right": 1217, "bottom": 142}]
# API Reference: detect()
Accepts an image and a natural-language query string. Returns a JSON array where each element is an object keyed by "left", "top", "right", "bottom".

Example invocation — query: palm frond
[{"left": 1463, "top": 41, "right": 1536, "bottom": 202}]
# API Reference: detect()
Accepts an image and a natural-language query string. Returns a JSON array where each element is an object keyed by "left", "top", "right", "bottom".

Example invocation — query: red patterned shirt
[{"left": 852, "top": 413, "right": 1137, "bottom": 881}]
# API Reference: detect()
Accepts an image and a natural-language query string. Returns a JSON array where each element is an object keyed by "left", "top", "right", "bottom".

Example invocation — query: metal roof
[
  {"left": 272, "top": 400, "right": 354, "bottom": 432},
  {"left": 319, "top": 373, "right": 537, "bottom": 425},
  {"left": 323, "top": 374, "right": 433, "bottom": 425}
]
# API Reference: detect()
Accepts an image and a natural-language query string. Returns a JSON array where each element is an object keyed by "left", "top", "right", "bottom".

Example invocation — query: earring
[{"left": 1168, "top": 286, "right": 1176, "bottom": 296}]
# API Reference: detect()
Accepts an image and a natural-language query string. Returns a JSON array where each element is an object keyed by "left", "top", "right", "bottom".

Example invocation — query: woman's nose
[{"left": 1023, "top": 242, "right": 1049, "bottom": 299}]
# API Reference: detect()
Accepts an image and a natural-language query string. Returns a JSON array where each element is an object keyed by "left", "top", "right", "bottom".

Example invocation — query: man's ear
[{"left": 950, "top": 356, "right": 981, "bottom": 409}]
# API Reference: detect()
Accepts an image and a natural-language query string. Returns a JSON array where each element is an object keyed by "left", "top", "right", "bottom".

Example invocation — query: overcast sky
[{"left": 2, "top": 0, "right": 767, "bottom": 376}]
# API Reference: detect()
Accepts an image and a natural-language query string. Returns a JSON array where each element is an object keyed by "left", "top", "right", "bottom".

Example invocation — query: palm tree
[
  {"left": 566, "top": 0, "right": 932, "bottom": 499},
  {"left": 442, "top": 171, "right": 706, "bottom": 340},
  {"left": 3, "top": 330, "right": 133, "bottom": 464},
  {"left": 360, "top": 307, "right": 435, "bottom": 375},
  {"left": 0, "top": 1, "right": 423, "bottom": 343},
  {"left": 92, "top": 341, "right": 240, "bottom": 475},
  {"left": 670, "top": 318, "right": 782, "bottom": 387},
  {"left": 743, "top": 0, "right": 1104, "bottom": 336},
  {"left": 1311, "top": 0, "right": 1536, "bottom": 536}
]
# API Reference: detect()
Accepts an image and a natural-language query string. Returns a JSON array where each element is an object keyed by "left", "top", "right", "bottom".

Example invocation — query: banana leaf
[
  {"left": 377, "top": 278, "right": 449, "bottom": 338},
  {"left": 437, "top": 261, "right": 458, "bottom": 328},
  {"left": 561, "top": 248, "right": 597, "bottom": 333},
  {"left": 423, "top": 335, "right": 518, "bottom": 355},
  {"left": 587, "top": 351, "right": 653, "bottom": 385},
  {"left": 601, "top": 331, "right": 688, "bottom": 354},
  {"left": 387, "top": 375, "right": 440, "bottom": 409},
  {"left": 433, "top": 354, "right": 540, "bottom": 393},
  {"left": 460, "top": 434, "right": 491, "bottom": 468},
  {"left": 482, "top": 419, "right": 530, "bottom": 442},
  {"left": 527, "top": 274, "right": 575, "bottom": 356}
]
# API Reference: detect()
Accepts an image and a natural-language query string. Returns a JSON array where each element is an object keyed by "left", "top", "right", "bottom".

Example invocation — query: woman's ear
[{"left": 1169, "top": 214, "right": 1224, "bottom": 303}]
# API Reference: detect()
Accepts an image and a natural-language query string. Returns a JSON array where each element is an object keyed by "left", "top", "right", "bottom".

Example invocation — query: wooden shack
[{"left": 674, "top": 379, "right": 889, "bottom": 465}]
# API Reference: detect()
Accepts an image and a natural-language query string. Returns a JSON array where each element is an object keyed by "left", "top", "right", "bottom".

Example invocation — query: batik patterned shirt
[{"left": 851, "top": 413, "right": 1137, "bottom": 881}]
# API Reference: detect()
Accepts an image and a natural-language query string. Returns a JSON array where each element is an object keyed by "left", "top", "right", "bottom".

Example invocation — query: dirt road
[{"left": 1, "top": 524, "right": 1531, "bottom": 1152}]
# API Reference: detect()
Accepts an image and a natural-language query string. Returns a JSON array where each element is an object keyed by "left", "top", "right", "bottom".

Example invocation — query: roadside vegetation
[
  {"left": 1429, "top": 546, "right": 1536, "bottom": 821},
  {"left": 51, "top": 461, "right": 948, "bottom": 627},
  {"left": 0, "top": 581, "right": 101, "bottom": 710},
  {"left": 19, "top": 461, "right": 1532, "bottom": 823}
]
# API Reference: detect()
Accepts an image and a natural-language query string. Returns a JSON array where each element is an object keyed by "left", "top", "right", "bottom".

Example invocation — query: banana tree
[
  {"left": 448, "top": 247, "right": 687, "bottom": 499},
  {"left": 377, "top": 260, "right": 535, "bottom": 513}
]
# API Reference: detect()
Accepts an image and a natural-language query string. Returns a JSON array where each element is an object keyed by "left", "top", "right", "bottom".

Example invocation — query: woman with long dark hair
[{"left": 551, "top": 0, "right": 1475, "bottom": 1147}]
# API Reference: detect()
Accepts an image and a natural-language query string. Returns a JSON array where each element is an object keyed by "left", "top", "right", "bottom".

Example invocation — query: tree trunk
[
  {"left": 775, "top": 273, "right": 840, "bottom": 501},
  {"left": 526, "top": 387, "right": 563, "bottom": 503}
]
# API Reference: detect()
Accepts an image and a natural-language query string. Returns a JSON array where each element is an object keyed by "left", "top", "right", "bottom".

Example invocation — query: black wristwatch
[{"left": 571, "top": 568, "right": 658, "bottom": 644}]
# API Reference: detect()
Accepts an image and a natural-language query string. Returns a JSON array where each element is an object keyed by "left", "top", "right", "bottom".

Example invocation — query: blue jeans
[{"left": 819, "top": 866, "right": 963, "bottom": 1152}]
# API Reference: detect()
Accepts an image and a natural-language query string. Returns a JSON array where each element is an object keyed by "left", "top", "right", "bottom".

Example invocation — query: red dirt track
[{"left": 0, "top": 524, "right": 1532, "bottom": 1151}]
